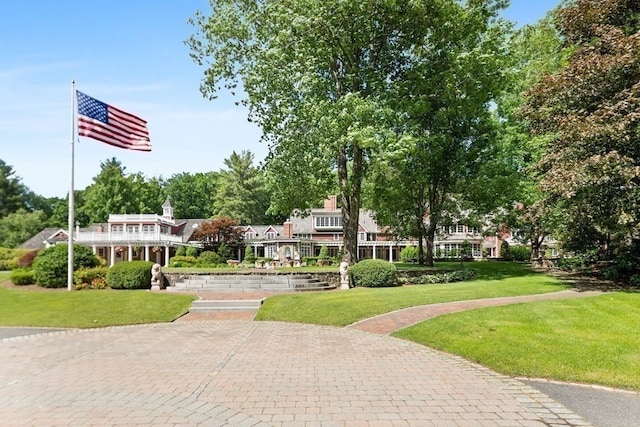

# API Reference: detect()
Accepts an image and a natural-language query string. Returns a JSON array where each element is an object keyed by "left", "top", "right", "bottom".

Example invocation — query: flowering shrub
[
  {"left": 397, "top": 268, "right": 476, "bottom": 285},
  {"left": 74, "top": 266, "right": 108, "bottom": 290}
]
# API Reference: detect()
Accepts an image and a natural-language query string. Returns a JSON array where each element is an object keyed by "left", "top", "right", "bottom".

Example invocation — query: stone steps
[
  {"left": 168, "top": 273, "right": 334, "bottom": 293},
  {"left": 188, "top": 299, "right": 264, "bottom": 313}
]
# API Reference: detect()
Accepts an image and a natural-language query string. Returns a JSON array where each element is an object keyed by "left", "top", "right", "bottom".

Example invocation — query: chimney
[
  {"left": 283, "top": 220, "right": 293, "bottom": 238},
  {"left": 323, "top": 195, "right": 337, "bottom": 211}
]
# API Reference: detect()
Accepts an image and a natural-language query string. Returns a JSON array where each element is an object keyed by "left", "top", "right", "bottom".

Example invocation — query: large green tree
[
  {"left": 0, "top": 159, "right": 29, "bottom": 218},
  {"left": 188, "top": 0, "right": 438, "bottom": 263},
  {"left": 0, "top": 209, "right": 46, "bottom": 248},
  {"left": 367, "top": 0, "right": 510, "bottom": 265},
  {"left": 521, "top": 0, "right": 640, "bottom": 255},
  {"left": 496, "top": 9, "right": 568, "bottom": 258},
  {"left": 80, "top": 158, "right": 138, "bottom": 223},
  {"left": 165, "top": 172, "right": 218, "bottom": 219},
  {"left": 213, "top": 150, "right": 272, "bottom": 224}
]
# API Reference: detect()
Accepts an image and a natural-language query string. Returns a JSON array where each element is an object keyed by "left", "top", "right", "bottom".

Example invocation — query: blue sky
[{"left": 1, "top": 0, "right": 561, "bottom": 199}]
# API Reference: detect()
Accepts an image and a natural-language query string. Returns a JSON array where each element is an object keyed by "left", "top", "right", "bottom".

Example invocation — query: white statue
[
  {"left": 150, "top": 263, "right": 164, "bottom": 291},
  {"left": 339, "top": 261, "right": 350, "bottom": 289}
]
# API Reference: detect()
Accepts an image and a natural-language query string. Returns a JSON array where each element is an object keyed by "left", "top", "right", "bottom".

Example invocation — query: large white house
[{"left": 21, "top": 196, "right": 517, "bottom": 266}]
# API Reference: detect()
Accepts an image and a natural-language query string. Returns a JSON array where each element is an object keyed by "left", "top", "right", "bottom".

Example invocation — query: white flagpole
[{"left": 68, "top": 80, "right": 76, "bottom": 291}]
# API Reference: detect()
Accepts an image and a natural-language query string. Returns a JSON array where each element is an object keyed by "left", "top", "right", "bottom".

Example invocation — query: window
[
  {"left": 333, "top": 233, "right": 342, "bottom": 240},
  {"left": 358, "top": 232, "right": 367, "bottom": 241},
  {"left": 111, "top": 225, "right": 124, "bottom": 233},
  {"left": 265, "top": 244, "right": 277, "bottom": 258},
  {"left": 300, "top": 243, "right": 312, "bottom": 258},
  {"left": 245, "top": 232, "right": 255, "bottom": 240},
  {"left": 295, "top": 233, "right": 311, "bottom": 240},
  {"left": 142, "top": 225, "right": 155, "bottom": 233},
  {"left": 472, "top": 243, "right": 481, "bottom": 258},
  {"left": 468, "top": 226, "right": 480, "bottom": 235},
  {"left": 127, "top": 225, "right": 139, "bottom": 234},
  {"left": 457, "top": 224, "right": 465, "bottom": 234},
  {"left": 315, "top": 216, "right": 342, "bottom": 229},
  {"left": 266, "top": 231, "right": 277, "bottom": 239}
]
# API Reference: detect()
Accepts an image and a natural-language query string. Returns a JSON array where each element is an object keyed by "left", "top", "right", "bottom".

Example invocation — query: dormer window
[
  {"left": 315, "top": 215, "right": 342, "bottom": 229},
  {"left": 266, "top": 231, "right": 277, "bottom": 239}
]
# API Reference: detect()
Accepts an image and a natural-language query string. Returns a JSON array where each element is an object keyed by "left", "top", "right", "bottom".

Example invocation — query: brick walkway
[
  {"left": 0, "top": 319, "right": 592, "bottom": 426},
  {"left": 348, "top": 289, "right": 605, "bottom": 335}
]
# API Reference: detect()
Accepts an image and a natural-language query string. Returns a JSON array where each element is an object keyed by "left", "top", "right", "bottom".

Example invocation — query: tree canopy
[
  {"left": 521, "top": 0, "right": 640, "bottom": 255},
  {"left": 188, "top": 0, "right": 511, "bottom": 263},
  {"left": 0, "top": 159, "right": 29, "bottom": 218},
  {"left": 213, "top": 150, "right": 273, "bottom": 224}
]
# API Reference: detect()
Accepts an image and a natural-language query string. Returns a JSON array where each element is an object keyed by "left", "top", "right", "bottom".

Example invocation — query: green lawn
[
  {"left": 256, "top": 262, "right": 568, "bottom": 326},
  {"left": 0, "top": 281, "right": 195, "bottom": 328},
  {"left": 394, "top": 292, "right": 640, "bottom": 391}
]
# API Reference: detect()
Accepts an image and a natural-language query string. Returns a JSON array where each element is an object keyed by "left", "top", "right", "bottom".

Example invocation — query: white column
[
  {"left": 373, "top": 246, "right": 377, "bottom": 260},
  {"left": 110, "top": 246, "right": 115, "bottom": 267},
  {"left": 164, "top": 246, "right": 170, "bottom": 267},
  {"left": 128, "top": 245, "right": 133, "bottom": 262},
  {"left": 389, "top": 245, "right": 393, "bottom": 262},
  {"left": 144, "top": 245, "right": 150, "bottom": 261}
]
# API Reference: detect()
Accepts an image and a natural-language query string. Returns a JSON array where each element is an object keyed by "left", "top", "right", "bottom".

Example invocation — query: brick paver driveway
[{"left": 0, "top": 321, "right": 589, "bottom": 426}]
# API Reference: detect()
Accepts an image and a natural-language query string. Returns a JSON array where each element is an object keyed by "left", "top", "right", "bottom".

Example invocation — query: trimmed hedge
[
  {"left": 169, "top": 255, "right": 198, "bottom": 268},
  {"left": 32, "top": 244, "right": 100, "bottom": 288},
  {"left": 106, "top": 261, "right": 154, "bottom": 289},
  {"left": 350, "top": 259, "right": 397, "bottom": 288},
  {"left": 10, "top": 269, "right": 35, "bottom": 286}
]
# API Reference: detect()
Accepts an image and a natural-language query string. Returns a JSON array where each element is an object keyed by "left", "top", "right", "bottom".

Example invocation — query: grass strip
[
  {"left": 394, "top": 292, "right": 640, "bottom": 391},
  {"left": 0, "top": 286, "right": 195, "bottom": 328},
  {"left": 256, "top": 262, "right": 568, "bottom": 326}
]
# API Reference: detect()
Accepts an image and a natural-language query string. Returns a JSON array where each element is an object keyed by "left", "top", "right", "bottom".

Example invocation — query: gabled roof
[{"left": 19, "top": 228, "right": 68, "bottom": 250}]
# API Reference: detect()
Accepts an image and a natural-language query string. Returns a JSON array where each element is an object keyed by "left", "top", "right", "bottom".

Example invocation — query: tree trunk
[
  {"left": 338, "top": 145, "right": 363, "bottom": 265},
  {"left": 417, "top": 217, "right": 425, "bottom": 265},
  {"left": 530, "top": 234, "right": 543, "bottom": 260},
  {"left": 424, "top": 222, "right": 437, "bottom": 267}
]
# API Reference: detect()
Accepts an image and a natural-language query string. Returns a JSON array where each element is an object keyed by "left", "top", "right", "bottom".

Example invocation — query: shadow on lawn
[{"left": 442, "top": 261, "right": 541, "bottom": 281}]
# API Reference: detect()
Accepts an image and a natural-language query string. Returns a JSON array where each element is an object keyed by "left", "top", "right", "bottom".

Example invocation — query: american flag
[{"left": 76, "top": 91, "right": 151, "bottom": 152}]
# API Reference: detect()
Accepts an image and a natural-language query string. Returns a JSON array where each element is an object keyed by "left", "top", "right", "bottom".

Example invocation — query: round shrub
[
  {"left": 350, "top": 259, "right": 397, "bottom": 288},
  {"left": 186, "top": 246, "right": 198, "bottom": 257},
  {"left": 400, "top": 245, "right": 419, "bottom": 262},
  {"left": 32, "top": 244, "right": 100, "bottom": 288},
  {"left": 10, "top": 269, "right": 35, "bottom": 286},
  {"left": 106, "top": 261, "right": 154, "bottom": 289},
  {"left": 169, "top": 255, "right": 198, "bottom": 268},
  {"left": 197, "top": 251, "right": 221, "bottom": 267},
  {"left": 509, "top": 245, "right": 531, "bottom": 262}
]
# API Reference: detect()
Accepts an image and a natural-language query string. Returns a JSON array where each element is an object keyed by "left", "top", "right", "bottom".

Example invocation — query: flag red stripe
[
  {"left": 76, "top": 91, "right": 151, "bottom": 151},
  {"left": 78, "top": 116, "right": 151, "bottom": 151},
  {"left": 77, "top": 117, "right": 151, "bottom": 147}
]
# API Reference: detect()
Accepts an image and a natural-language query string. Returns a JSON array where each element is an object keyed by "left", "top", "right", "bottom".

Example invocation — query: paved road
[
  {"left": 0, "top": 321, "right": 588, "bottom": 426},
  {"left": 525, "top": 380, "right": 640, "bottom": 427},
  {"left": 0, "top": 327, "right": 67, "bottom": 339}
]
